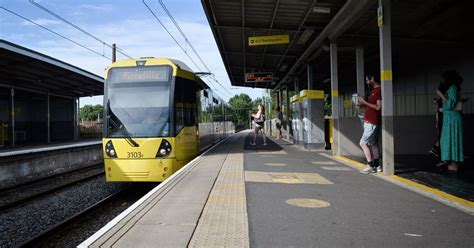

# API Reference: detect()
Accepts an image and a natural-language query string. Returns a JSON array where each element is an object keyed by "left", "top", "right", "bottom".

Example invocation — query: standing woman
[
  {"left": 250, "top": 104, "right": 267, "bottom": 146},
  {"left": 275, "top": 106, "right": 283, "bottom": 139},
  {"left": 437, "top": 70, "right": 463, "bottom": 171}
]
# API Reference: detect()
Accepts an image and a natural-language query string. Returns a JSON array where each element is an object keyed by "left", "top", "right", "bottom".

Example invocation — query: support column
[
  {"left": 330, "top": 42, "right": 340, "bottom": 155},
  {"left": 10, "top": 87, "right": 15, "bottom": 146},
  {"left": 356, "top": 47, "right": 365, "bottom": 96},
  {"left": 379, "top": 0, "right": 395, "bottom": 175},
  {"left": 278, "top": 89, "right": 282, "bottom": 108},
  {"left": 74, "top": 98, "right": 79, "bottom": 141},
  {"left": 285, "top": 83, "right": 291, "bottom": 139},
  {"left": 307, "top": 64, "right": 314, "bottom": 90},
  {"left": 47, "top": 93, "right": 50, "bottom": 144},
  {"left": 294, "top": 78, "right": 299, "bottom": 94}
]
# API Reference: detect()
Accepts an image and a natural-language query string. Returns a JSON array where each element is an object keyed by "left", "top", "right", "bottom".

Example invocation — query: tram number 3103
[{"left": 127, "top": 151, "right": 144, "bottom": 158}]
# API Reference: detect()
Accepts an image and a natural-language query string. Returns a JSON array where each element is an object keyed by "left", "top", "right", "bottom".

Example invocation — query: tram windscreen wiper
[{"left": 108, "top": 117, "right": 139, "bottom": 147}]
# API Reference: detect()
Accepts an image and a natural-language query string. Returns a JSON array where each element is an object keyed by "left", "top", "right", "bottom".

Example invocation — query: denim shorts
[{"left": 360, "top": 122, "right": 380, "bottom": 145}]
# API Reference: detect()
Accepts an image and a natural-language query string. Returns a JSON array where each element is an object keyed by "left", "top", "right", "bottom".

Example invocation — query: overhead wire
[
  {"left": 158, "top": 0, "right": 210, "bottom": 72},
  {"left": 143, "top": 0, "right": 229, "bottom": 97},
  {"left": 0, "top": 7, "right": 112, "bottom": 60},
  {"left": 142, "top": 0, "right": 203, "bottom": 72},
  {"left": 157, "top": 0, "right": 233, "bottom": 97},
  {"left": 28, "top": 0, "right": 133, "bottom": 59},
  {"left": 144, "top": 1, "right": 233, "bottom": 98}
]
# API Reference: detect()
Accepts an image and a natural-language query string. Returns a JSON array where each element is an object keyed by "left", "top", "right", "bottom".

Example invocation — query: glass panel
[
  {"left": 0, "top": 88, "right": 10, "bottom": 147},
  {"left": 50, "top": 96, "right": 73, "bottom": 142},
  {"left": 8, "top": 90, "right": 49, "bottom": 145},
  {"left": 175, "top": 77, "right": 197, "bottom": 134},
  {"left": 106, "top": 66, "right": 172, "bottom": 138}
]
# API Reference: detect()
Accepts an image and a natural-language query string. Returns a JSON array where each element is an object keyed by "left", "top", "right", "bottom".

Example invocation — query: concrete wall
[
  {"left": 394, "top": 50, "right": 474, "bottom": 96},
  {"left": 337, "top": 114, "right": 473, "bottom": 157},
  {"left": 337, "top": 46, "right": 473, "bottom": 157},
  {"left": 0, "top": 144, "right": 103, "bottom": 190},
  {"left": 338, "top": 117, "right": 365, "bottom": 157}
]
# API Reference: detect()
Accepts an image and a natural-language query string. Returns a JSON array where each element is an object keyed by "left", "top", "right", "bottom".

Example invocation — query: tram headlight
[
  {"left": 105, "top": 140, "right": 117, "bottom": 158},
  {"left": 156, "top": 139, "right": 172, "bottom": 157}
]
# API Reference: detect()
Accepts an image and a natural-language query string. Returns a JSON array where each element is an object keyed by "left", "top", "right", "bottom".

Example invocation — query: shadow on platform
[
  {"left": 243, "top": 133, "right": 283, "bottom": 151},
  {"left": 347, "top": 154, "right": 474, "bottom": 202}
]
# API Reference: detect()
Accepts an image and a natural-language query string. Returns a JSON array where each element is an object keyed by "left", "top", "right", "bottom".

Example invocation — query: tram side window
[
  {"left": 175, "top": 77, "right": 197, "bottom": 134},
  {"left": 197, "top": 90, "right": 207, "bottom": 123}
]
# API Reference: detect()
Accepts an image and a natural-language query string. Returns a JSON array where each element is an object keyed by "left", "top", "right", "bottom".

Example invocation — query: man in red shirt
[{"left": 357, "top": 75, "right": 382, "bottom": 174}]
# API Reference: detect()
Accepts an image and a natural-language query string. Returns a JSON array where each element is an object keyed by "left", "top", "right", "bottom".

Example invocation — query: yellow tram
[{"left": 102, "top": 58, "right": 233, "bottom": 182}]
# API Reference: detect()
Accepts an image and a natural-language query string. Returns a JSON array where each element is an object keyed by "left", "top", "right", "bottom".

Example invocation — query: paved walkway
[
  {"left": 82, "top": 131, "right": 474, "bottom": 247},
  {"left": 243, "top": 132, "right": 473, "bottom": 247}
]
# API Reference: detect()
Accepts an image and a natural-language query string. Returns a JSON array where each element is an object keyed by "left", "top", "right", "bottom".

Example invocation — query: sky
[{"left": 0, "top": 0, "right": 265, "bottom": 106}]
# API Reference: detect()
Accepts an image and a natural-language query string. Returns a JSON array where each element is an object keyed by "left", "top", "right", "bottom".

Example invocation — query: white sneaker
[
  {"left": 360, "top": 166, "right": 376, "bottom": 174},
  {"left": 376, "top": 166, "right": 383, "bottom": 173}
]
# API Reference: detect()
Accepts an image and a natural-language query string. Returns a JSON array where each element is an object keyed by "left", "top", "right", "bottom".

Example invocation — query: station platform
[
  {"left": 80, "top": 131, "right": 473, "bottom": 247},
  {"left": 341, "top": 154, "right": 474, "bottom": 203},
  {"left": 0, "top": 140, "right": 102, "bottom": 189},
  {"left": 0, "top": 139, "right": 101, "bottom": 157}
]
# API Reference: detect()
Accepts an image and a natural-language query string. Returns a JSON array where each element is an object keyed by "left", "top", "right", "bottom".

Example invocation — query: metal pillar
[
  {"left": 74, "top": 98, "right": 79, "bottom": 141},
  {"left": 10, "top": 87, "right": 15, "bottom": 146},
  {"left": 330, "top": 42, "right": 340, "bottom": 155},
  {"left": 294, "top": 78, "right": 299, "bottom": 94},
  {"left": 356, "top": 47, "right": 365, "bottom": 96},
  {"left": 47, "top": 93, "right": 50, "bottom": 144},
  {"left": 307, "top": 64, "right": 314, "bottom": 90},
  {"left": 112, "top": 44, "right": 117, "bottom": 63},
  {"left": 285, "top": 83, "right": 291, "bottom": 139},
  {"left": 278, "top": 89, "right": 282, "bottom": 108},
  {"left": 379, "top": 0, "right": 395, "bottom": 175}
]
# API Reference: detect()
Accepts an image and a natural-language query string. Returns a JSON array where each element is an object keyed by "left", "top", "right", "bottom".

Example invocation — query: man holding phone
[{"left": 357, "top": 75, "right": 382, "bottom": 174}]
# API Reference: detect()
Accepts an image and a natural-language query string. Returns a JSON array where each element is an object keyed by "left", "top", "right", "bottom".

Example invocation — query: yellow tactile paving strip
[
  {"left": 189, "top": 137, "right": 249, "bottom": 248},
  {"left": 245, "top": 171, "right": 333, "bottom": 184}
]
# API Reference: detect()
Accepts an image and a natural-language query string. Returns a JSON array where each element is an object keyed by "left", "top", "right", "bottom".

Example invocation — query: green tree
[
  {"left": 228, "top": 93, "right": 253, "bottom": 125},
  {"left": 324, "top": 94, "right": 332, "bottom": 116},
  {"left": 80, "top": 104, "right": 103, "bottom": 121}
]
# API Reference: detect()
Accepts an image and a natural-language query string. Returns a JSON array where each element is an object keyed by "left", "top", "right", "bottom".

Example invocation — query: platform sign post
[{"left": 379, "top": 0, "right": 395, "bottom": 176}]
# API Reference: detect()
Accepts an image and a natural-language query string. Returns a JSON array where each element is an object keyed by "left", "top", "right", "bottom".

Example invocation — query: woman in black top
[{"left": 250, "top": 104, "right": 267, "bottom": 146}]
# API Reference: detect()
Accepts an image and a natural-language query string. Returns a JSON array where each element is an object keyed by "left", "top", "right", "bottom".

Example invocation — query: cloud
[
  {"left": 77, "top": 4, "right": 115, "bottom": 13},
  {"left": 3, "top": 8, "right": 264, "bottom": 104},
  {"left": 20, "top": 18, "right": 62, "bottom": 26}
]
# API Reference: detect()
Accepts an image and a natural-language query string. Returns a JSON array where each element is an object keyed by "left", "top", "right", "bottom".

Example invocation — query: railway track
[
  {"left": 0, "top": 164, "right": 104, "bottom": 211},
  {"left": 19, "top": 188, "right": 125, "bottom": 247},
  {"left": 19, "top": 184, "right": 156, "bottom": 247}
]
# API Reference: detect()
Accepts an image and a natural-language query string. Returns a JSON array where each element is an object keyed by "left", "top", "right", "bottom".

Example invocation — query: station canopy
[
  {"left": 0, "top": 39, "right": 103, "bottom": 97},
  {"left": 202, "top": 0, "right": 473, "bottom": 91}
]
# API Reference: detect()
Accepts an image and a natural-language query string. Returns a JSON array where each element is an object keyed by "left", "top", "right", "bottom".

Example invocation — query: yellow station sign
[{"left": 248, "top": 35, "right": 289, "bottom": 46}]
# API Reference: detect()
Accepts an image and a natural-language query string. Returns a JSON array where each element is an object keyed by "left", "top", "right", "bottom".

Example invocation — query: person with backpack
[{"left": 250, "top": 104, "right": 267, "bottom": 146}]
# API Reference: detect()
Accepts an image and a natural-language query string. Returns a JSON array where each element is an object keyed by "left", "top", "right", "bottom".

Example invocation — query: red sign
[{"left": 245, "top": 72, "right": 273, "bottom": 83}]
